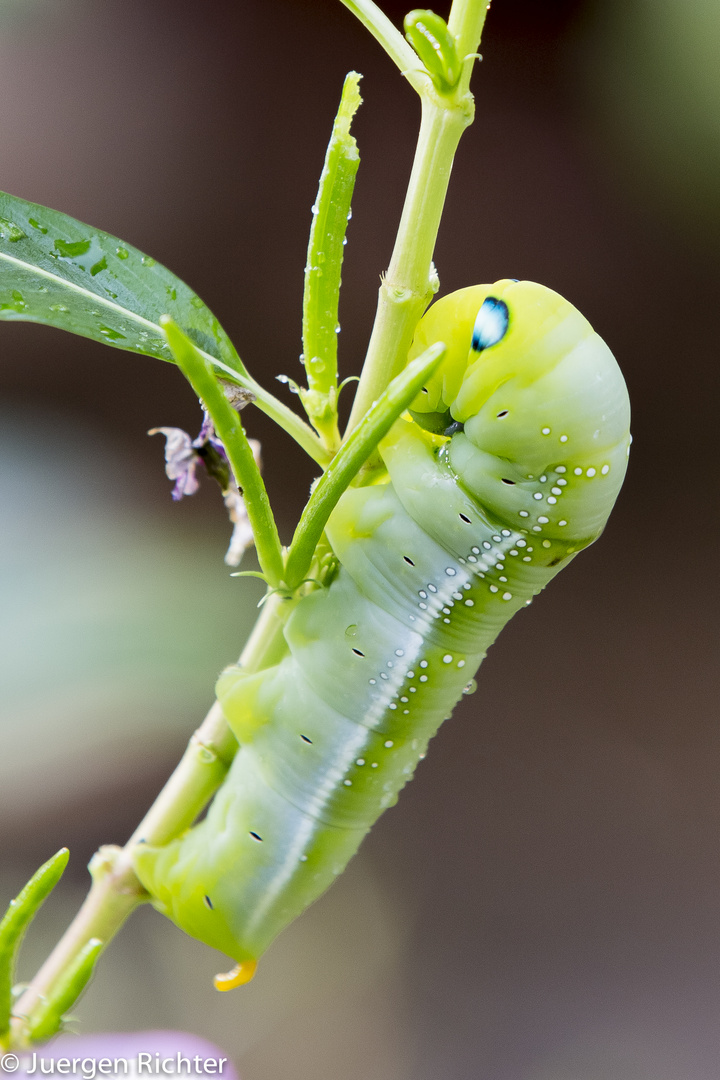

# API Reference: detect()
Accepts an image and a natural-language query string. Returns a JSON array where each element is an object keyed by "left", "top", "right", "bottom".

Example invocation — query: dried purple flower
[
  {"left": 148, "top": 426, "right": 201, "bottom": 500},
  {"left": 150, "top": 405, "right": 261, "bottom": 567}
]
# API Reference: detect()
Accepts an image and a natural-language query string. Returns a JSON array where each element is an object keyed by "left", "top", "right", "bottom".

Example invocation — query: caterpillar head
[{"left": 407, "top": 280, "right": 631, "bottom": 541}]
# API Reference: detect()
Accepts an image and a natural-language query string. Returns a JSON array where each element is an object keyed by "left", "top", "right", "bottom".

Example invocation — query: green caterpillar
[{"left": 134, "top": 279, "right": 631, "bottom": 989}]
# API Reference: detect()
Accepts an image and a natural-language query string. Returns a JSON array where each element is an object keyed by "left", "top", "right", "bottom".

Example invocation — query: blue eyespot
[{"left": 471, "top": 297, "right": 509, "bottom": 353}]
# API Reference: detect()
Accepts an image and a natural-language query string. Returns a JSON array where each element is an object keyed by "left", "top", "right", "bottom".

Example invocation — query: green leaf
[
  {"left": 0, "top": 191, "right": 331, "bottom": 467},
  {"left": 0, "top": 191, "right": 246, "bottom": 377}
]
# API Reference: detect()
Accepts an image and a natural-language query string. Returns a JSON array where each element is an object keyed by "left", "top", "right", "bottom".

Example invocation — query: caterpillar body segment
[{"left": 133, "top": 280, "right": 631, "bottom": 981}]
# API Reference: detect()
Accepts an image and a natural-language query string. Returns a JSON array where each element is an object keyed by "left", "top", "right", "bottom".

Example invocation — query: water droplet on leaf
[
  {"left": 0, "top": 216, "right": 27, "bottom": 242},
  {"left": 98, "top": 324, "right": 126, "bottom": 340},
  {"left": 54, "top": 238, "right": 91, "bottom": 258}
]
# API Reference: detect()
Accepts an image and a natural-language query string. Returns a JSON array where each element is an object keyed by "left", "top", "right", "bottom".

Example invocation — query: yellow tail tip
[{"left": 213, "top": 959, "right": 257, "bottom": 992}]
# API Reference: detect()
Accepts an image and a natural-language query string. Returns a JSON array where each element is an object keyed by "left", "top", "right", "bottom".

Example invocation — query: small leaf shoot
[
  {"left": 27, "top": 938, "right": 103, "bottom": 1045},
  {"left": 0, "top": 849, "right": 70, "bottom": 1040},
  {"left": 301, "top": 72, "right": 363, "bottom": 450},
  {"left": 404, "top": 10, "right": 461, "bottom": 93}
]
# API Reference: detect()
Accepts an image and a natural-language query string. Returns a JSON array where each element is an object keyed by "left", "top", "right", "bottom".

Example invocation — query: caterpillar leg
[{"left": 214, "top": 958, "right": 257, "bottom": 992}]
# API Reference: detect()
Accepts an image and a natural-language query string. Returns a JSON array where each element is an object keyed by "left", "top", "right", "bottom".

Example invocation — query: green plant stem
[
  {"left": 345, "top": 99, "right": 467, "bottom": 431},
  {"left": 234, "top": 370, "right": 332, "bottom": 469},
  {"left": 345, "top": 0, "right": 488, "bottom": 435},
  {"left": 339, "top": 0, "right": 426, "bottom": 92},
  {"left": 9, "top": 594, "right": 288, "bottom": 1050},
  {"left": 448, "top": 0, "right": 490, "bottom": 94},
  {"left": 205, "top": 351, "right": 330, "bottom": 469}
]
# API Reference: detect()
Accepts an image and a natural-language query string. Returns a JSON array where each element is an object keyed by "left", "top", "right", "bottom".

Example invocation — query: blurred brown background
[{"left": 1, "top": 0, "right": 719, "bottom": 1077}]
